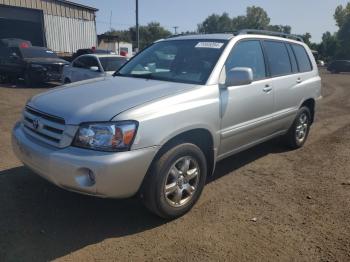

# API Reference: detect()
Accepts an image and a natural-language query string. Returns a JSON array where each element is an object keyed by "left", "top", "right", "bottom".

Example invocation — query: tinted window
[
  {"left": 85, "top": 56, "right": 99, "bottom": 68},
  {"left": 73, "top": 56, "right": 99, "bottom": 69},
  {"left": 263, "top": 41, "right": 292, "bottom": 77},
  {"left": 73, "top": 57, "right": 87, "bottom": 68},
  {"left": 99, "top": 57, "right": 127, "bottom": 72},
  {"left": 118, "top": 39, "right": 227, "bottom": 84},
  {"left": 286, "top": 44, "right": 298, "bottom": 73},
  {"left": 292, "top": 44, "right": 312, "bottom": 72},
  {"left": 226, "top": 40, "right": 266, "bottom": 80}
]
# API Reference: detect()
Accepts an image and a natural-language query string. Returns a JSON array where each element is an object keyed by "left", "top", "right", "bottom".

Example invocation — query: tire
[
  {"left": 64, "top": 78, "right": 71, "bottom": 84},
  {"left": 24, "top": 71, "right": 34, "bottom": 87},
  {"left": 141, "top": 143, "right": 208, "bottom": 219},
  {"left": 284, "top": 106, "right": 311, "bottom": 149}
]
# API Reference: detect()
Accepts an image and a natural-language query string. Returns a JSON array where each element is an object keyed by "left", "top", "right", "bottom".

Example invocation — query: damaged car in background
[{"left": 0, "top": 38, "right": 68, "bottom": 86}]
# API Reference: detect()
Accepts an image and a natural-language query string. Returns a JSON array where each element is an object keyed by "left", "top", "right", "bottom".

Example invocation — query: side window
[
  {"left": 9, "top": 47, "right": 22, "bottom": 59},
  {"left": 292, "top": 44, "right": 312, "bottom": 72},
  {"left": 85, "top": 57, "right": 99, "bottom": 68},
  {"left": 73, "top": 57, "right": 87, "bottom": 68},
  {"left": 226, "top": 40, "right": 266, "bottom": 81},
  {"left": 263, "top": 41, "right": 292, "bottom": 77},
  {"left": 286, "top": 44, "right": 298, "bottom": 73}
]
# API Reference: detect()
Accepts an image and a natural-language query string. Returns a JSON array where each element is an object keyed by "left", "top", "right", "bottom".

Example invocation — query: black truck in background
[{"left": 0, "top": 38, "right": 68, "bottom": 86}]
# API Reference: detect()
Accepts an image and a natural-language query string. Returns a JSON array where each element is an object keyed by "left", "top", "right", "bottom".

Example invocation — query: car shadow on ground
[{"left": 0, "top": 138, "right": 287, "bottom": 261}]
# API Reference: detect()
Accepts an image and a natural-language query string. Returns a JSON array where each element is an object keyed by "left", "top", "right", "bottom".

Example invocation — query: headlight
[{"left": 72, "top": 121, "right": 138, "bottom": 152}]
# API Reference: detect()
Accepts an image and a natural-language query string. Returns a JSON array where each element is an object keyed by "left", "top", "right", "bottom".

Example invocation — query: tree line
[{"left": 105, "top": 3, "right": 350, "bottom": 61}]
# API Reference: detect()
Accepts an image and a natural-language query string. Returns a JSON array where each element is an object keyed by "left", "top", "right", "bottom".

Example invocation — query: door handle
[
  {"left": 263, "top": 85, "right": 272, "bottom": 93},
  {"left": 296, "top": 78, "right": 302, "bottom": 84}
]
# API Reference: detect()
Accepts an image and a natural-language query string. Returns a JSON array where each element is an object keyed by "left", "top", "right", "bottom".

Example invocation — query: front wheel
[
  {"left": 284, "top": 107, "right": 311, "bottom": 149},
  {"left": 141, "top": 143, "right": 207, "bottom": 219},
  {"left": 24, "top": 71, "right": 34, "bottom": 87}
]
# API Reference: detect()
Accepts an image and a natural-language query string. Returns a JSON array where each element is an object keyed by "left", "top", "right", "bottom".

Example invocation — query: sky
[{"left": 76, "top": 0, "right": 349, "bottom": 43}]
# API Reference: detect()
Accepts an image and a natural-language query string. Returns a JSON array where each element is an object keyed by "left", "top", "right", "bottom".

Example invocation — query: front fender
[{"left": 113, "top": 85, "right": 221, "bottom": 151}]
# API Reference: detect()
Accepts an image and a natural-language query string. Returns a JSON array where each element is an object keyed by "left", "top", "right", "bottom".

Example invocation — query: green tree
[
  {"left": 334, "top": 3, "right": 350, "bottom": 27},
  {"left": 198, "top": 13, "right": 232, "bottom": 33},
  {"left": 104, "top": 22, "right": 171, "bottom": 50},
  {"left": 301, "top": 33, "right": 312, "bottom": 46},
  {"left": 198, "top": 6, "right": 290, "bottom": 33},
  {"left": 267, "top": 25, "right": 292, "bottom": 34},
  {"left": 318, "top": 32, "right": 339, "bottom": 61},
  {"left": 243, "top": 6, "right": 270, "bottom": 29},
  {"left": 337, "top": 15, "right": 350, "bottom": 59}
]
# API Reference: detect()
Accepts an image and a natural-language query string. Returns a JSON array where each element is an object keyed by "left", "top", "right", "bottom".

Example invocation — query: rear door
[
  {"left": 261, "top": 40, "right": 304, "bottom": 132},
  {"left": 219, "top": 40, "right": 274, "bottom": 157},
  {"left": 263, "top": 41, "right": 316, "bottom": 133}
]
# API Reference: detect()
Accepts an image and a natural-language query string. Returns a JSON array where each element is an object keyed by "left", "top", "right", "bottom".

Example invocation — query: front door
[{"left": 219, "top": 40, "right": 274, "bottom": 157}]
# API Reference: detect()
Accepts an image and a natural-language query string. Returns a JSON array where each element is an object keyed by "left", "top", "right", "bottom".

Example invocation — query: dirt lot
[{"left": 0, "top": 71, "right": 350, "bottom": 262}]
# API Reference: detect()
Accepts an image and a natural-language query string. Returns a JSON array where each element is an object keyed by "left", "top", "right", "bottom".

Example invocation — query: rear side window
[
  {"left": 263, "top": 41, "right": 292, "bottom": 77},
  {"left": 226, "top": 40, "right": 266, "bottom": 80},
  {"left": 286, "top": 44, "right": 298, "bottom": 73},
  {"left": 292, "top": 44, "right": 312, "bottom": 72}
]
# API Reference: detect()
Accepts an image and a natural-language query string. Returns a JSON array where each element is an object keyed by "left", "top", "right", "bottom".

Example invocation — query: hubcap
[
  {"left": 296, "top": 112, "right": 309, "bottom": 143},
  {"left": 164, "top": 156, "right": 200, "bottom": 207}
]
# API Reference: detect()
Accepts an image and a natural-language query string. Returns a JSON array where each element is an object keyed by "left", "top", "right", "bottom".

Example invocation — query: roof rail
[{"left": 237, "top": 29, "right": 304, "bottom": 42}]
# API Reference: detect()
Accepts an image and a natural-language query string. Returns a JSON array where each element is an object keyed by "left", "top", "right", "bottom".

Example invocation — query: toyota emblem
[{"left": 32, "top": 118, "right": 40, "bottom": 129}]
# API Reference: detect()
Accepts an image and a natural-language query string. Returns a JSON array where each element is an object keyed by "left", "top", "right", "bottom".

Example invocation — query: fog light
[{"left": 75, "top": 168, "right": 96, "bottom": 187}]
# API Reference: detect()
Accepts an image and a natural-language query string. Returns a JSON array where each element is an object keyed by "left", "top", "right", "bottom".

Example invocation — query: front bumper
[{"left": 12, "top": 122, "right": 159, "bottom": 198}]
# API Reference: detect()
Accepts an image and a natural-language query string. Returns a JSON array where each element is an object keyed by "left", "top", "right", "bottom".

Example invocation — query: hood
[
  {"left": 28, "top": 76, "right": 198, "bottom": 125},
  {"left": 24, "top": 57, "right": 69, "bottom": 65}
]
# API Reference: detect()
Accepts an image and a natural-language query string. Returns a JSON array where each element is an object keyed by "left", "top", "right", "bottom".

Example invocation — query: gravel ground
[{"left": 0, "top": 71, "right": 350, "bottom": 261}]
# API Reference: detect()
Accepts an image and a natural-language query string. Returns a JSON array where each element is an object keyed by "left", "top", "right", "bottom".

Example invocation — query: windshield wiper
[{"left": 114, "top": 73, "right": 155, "bottom": 80}]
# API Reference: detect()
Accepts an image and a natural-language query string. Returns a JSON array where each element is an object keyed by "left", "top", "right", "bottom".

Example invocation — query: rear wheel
[
  {"left": 141, "top": 143, "right": 207, "bottom": 219},
  {"left": 64, "top": 78, "right": 71, "bottom": 84},
  {"left": 284, "top": 107, "right": 311, "bottom": 149}
]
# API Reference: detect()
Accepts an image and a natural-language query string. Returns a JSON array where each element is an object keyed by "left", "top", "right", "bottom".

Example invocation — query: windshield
[
  {"left": 20, "top": 47, "right": 58, "bottom": 59},
  {"left": 117, "top": 39, "right": 227, "bottom": 84},
  {"left": 100, "top": 57, "right": 127, "bottom": 72}
]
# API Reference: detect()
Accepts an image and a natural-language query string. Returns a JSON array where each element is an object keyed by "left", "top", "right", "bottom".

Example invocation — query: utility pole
[
  {"left": 173, "top": 26, "right": 179, "bottom": 35},
  {"left": 136, "top": 0, "right": 139, "bottom": 52}
]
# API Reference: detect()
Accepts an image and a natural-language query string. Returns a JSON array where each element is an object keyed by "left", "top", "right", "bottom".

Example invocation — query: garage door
[{"left": 0, "top": 5, "right": 45, "bottom": 46}]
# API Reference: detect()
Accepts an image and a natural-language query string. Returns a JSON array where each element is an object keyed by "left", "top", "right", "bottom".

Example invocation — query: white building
[
  {"left": 98, "top": 34, "right": 133, "bottom": 57},
  {"left": 0, "top": 0, "right": 98, "bottom": 54}
]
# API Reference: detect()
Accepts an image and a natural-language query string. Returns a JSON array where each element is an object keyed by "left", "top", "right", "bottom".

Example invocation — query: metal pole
[{"left": 136, "top": 0, "right": 139, "bottom": 52}]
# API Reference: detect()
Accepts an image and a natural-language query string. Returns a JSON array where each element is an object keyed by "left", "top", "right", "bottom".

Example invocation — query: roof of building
[{"left": 56, "top": 0, "right": 98, "bottom": 11}]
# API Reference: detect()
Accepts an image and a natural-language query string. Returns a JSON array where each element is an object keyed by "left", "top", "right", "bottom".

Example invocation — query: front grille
[
  {"left": 46, "top": 64, "right": 62, "bottom": 73},
  {"left": 22, "top": 106, "right": 66, "bottom": 147}
]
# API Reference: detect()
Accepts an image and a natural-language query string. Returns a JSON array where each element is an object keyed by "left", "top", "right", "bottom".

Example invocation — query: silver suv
[{"left": 12, "top": 31, "right": 321, "bottom": 218}]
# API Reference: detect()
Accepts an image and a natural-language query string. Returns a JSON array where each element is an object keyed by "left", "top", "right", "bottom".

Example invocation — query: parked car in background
[
  {"left": 71, "top": 48, "right": 115, "bottom": 61},
  {"left": 62, "top": 54, "right": 127, "bottom": 83},
  {"left": 0, "top": 38, "right": 68, "bottom": 86},
  {"left": 327, "top": 60, "right": 350, "bottom": 73},
  {"left": 12, "top": 31, "right": 321, "bottom": 218}
]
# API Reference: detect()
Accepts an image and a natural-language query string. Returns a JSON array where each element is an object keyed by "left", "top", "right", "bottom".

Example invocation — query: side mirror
[
  {"left": 90, "top": 66, "right": 99, "bottom": 72},
  {"left": 225, "top": 67, "right": 253, "bottom": 87}
]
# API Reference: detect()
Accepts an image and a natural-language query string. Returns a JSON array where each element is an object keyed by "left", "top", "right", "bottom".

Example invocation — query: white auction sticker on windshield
[{"left": 195, "top": 42, "right": 224, "bottom": 49}]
